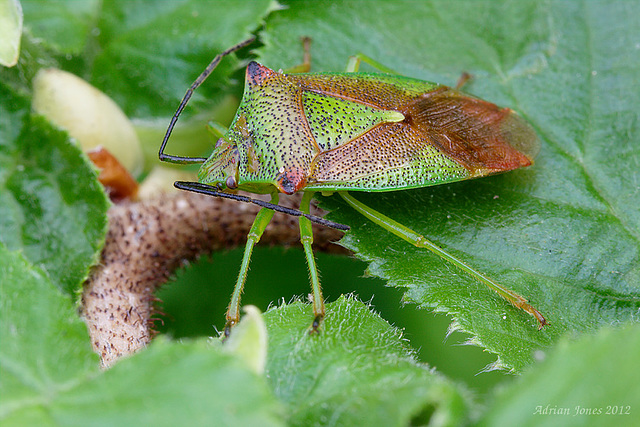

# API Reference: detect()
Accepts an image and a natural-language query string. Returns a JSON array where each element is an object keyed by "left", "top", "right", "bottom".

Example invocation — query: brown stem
[{"left": 81, "top": 191, "right": 347, "bottom": 368}]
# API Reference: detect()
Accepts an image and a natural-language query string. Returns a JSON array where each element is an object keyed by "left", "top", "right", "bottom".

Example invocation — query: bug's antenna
[
  {"left": 159, "top": 36, "right": 256, "bottom": 165},
  {"left": 174, "top": 181, "right": 351, "bottom": 231}
]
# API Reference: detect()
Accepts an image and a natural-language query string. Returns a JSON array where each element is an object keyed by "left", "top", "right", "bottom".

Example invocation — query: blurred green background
[{"left": 157, "top": 247, "right": 507, "bottom": 395}]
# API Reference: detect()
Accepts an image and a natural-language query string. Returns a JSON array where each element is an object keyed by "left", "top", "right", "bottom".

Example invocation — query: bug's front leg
[
  {"left": 225, "top": 193, "right": 278, "bottom": 336},
  {"left": 299, "top": 191, "right": 325, "bottom": 333}
]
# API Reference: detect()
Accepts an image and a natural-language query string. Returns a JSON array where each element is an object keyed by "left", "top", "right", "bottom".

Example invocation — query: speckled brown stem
[{"left": 81, "top": 191, "right": 347, "bottom": 368}]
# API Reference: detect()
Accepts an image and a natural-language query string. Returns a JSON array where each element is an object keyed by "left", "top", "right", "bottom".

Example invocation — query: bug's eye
[{"left": 226, "top": 175, "right": 238, "bottom": 189}]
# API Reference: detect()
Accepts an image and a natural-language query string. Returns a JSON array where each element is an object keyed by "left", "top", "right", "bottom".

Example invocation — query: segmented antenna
[
  {"left": 174, "top": 181, "right": 350, "bottom": 231},
  {"left": 159, "top": 37, "right": 256, "bottom": 164}
]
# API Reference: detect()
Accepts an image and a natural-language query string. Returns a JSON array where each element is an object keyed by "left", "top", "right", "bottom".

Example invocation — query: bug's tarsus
[
  {"left": 223, "top": 321, "right": 234, "bottom": 339},
  {"left": 159, "top": 36, "right": 256, "bottom": 165},
  {"left": 533, "top": 308, "right": 548, "bottom": 330},
  {"left": 282, "top": 36, "right": 312, "bottom": 74},
  {"left": 174, "top": 181, "right": 350, "bottom": 231},
  {"left": 455, "top": 72, "right": 473, "bottom": 90},
  {"left": 309, "top": 314, "right": 323, "bottom": 335},
  {"left": 299, "top": 36, "right": 312, "bottom": 72}
]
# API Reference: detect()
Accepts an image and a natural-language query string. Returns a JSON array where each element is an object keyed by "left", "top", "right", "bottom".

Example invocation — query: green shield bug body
[{"left": 159, "top": 37, "right": 546, "bottom": 334}]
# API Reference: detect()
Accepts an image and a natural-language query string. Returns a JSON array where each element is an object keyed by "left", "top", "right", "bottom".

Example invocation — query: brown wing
[
  {"left": 405, "top": 87, "right": 539, "bottom": 175},
  {"left": 306, "top": 86, "right": 539, "bottom": 191}
]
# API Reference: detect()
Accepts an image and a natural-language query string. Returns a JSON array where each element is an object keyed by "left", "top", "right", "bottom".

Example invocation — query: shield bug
[{"left": 159, "top": 36, "right": 546, "bottom": 334}]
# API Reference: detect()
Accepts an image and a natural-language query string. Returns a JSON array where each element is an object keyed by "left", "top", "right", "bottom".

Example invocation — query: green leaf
[
  {"left": 0, "top": 244, "right": 100, "bottom": 422},
  {"left": 158, "top": 247, "right": 507, "bottom": 394},
  {"left": 0, "top": 243, "right": 285, "bottom": 426},
  {"left": 264, "top": 296, "right": 471, "bottom": 427},
  {"left": 90, "top": 0, "right": 276, "bottom": 118},
  {"left": 53, "top": 338, "right": 285, "bottom": 427},
  {"left": 478, "top": 323, "right": 640, "bottom": 427},
  {"left": 21, "top": 0, "right": 278, "bottom": 170},
  {"left": 0, "top": 83, "right": 109, "bottom": 295},
  {"left": 224, "top": 305, "right": 268, "bottom": 374},
  {"left": 21, "top": 0, "right": 99, "bottom": 55},
  {"left": 258, "top": 0, "right": 640, "bottom": 371}
]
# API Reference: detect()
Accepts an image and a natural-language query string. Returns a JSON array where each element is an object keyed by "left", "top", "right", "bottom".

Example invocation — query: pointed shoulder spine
[{"left": 246, "top": 62, "right": 277, "bottom": 86}]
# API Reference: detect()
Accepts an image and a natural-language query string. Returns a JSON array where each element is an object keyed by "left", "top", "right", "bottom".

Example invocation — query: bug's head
[{"left": 198, "top": 137, "right": 240, "bottom": 190}]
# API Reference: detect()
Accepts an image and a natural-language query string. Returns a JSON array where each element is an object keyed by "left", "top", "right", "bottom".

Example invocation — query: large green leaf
[
  {"left": 478, "top": 323, "right": 640, "bottom": 427},
  {"left": 0, "top": 244, "right": 285, "bottom": 426},
  {"left": 264, "top": 296, "right": 470, "bottom": 426},
  {"left": 89, "top": 0, "right": 275, "bottom": 118},
  {"left": 0, "top": 245, "right": 99, "bottom": 420},
  {"left": 0, "top": 82, "right": 109, "bottom": 295},
  {"left": 257, "top": 0, "right": 640, "bottom": 371}
]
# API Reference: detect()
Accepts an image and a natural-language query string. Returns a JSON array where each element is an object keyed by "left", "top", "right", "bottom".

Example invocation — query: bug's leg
[
  {"left": 225, "top": 193, "right": 279, "bottom": 337},
  {"left": 345, "top": 55, "right": 473, "bottom": 91},
  {"left": 206, "top": 121, "right": 228, "bottom": 139},
  {"left": 346, "top": 53, "right": 398, "bottom": 74},
  {"left": 338, "top": 192, "right": 547, "bottom": 329},
  {"left": 299, "top": 191, "right": 325, "bottom": 333},
  {"left": 284, "top": 36, "right": 312, "bottom": 74},
  {"left": 455, "top": 72, "right": 473, "bottom": 90}
]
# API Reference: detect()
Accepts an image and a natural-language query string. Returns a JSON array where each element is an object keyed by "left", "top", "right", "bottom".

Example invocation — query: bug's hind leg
[
  {"left": 455, "top": 72, "right": 473, "bottom": 90},
  {"left": 338, "top": 191, "right": 547, "bottom": 329},
  {"left": 284, "top": 37, "right": 312, "bottom": 74},
  {"left": 345, "top": 53, "right": 398, "bottom": 74}
]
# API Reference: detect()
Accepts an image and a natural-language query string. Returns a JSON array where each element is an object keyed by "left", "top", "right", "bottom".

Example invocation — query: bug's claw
[
  {"left": 223, "top": 319, "right": 237, "bottom": 338},
  {"left": 534, "top": 310, "right": 548, "bottom": 330},
  {"left": 309, "top": 314, "right": 324, "bottom": 335},
  {"left": 516, "top": 301, "right": 548, "bottom": 330}
]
